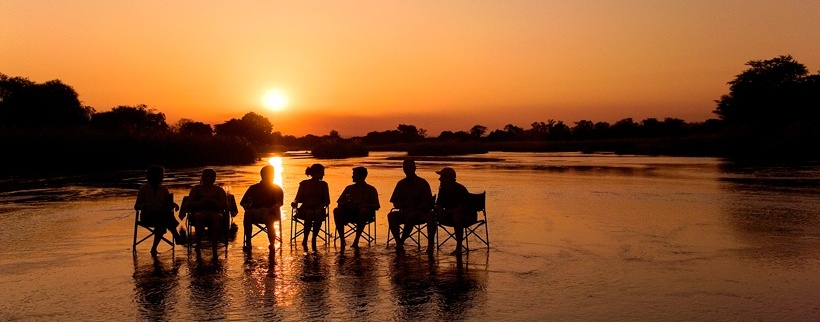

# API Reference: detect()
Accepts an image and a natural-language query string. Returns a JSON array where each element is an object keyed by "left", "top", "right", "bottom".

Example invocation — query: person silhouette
[
  {"left": 134, "top": 165, "right": 181, "bottom": 256},
  {"left": 183, "top": 168, "right": 227, "bottom": 258},
  {"left": 333, "top": 166, "right": 379, "bottom": 250},
  {"left": 240, "top": 165, "right": 284, "bottom": 257},
  {"left": 432, "top": 167, "right": 470, "bottom": 255},
  {"left": 291, "top": 163, "right": 330, "bottom": 252},
  {"left": 387, "top": 159, "right": 435, "bottom": 252}
]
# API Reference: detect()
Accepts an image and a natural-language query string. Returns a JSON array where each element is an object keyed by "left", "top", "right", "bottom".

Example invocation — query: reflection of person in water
[
  {"left": 335, "top": 251, "right": 379, "bottom": 317},
  {"left": 291, "top": 164, "right": 330, "bottom": 252},
  {"left": 134, "top": 165, "right": 181, "bottom": 256},
  {"left": 132, "top": 256, "right": 180, "bottom": 320},
  {"left": 388, "top": 253, "right": 438, "bottom": 320},
  {"left": 183, "top": 168, "right": 227, "bottom": 258},
  {"left": 295, "top": 254, "right": 331, "bottom": 319},
  {"left": 333, "top": 166, "right": 379, "bottom": 250},
  {"left": 388, "top": 159, "right": 435, "bottom": 252},
  {"left": 187, "top": 260, "right": 228, "bottom": 321},
  {"left": 240, "top": 165, "right": 284, "bottom": 257}
]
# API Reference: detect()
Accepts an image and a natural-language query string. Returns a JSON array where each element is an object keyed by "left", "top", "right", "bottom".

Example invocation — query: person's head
[
  {"left": 260, "top": 165, "right": 274, "bottom": 183},
  {"left": 402, "top": 159, "right": 416, "bottom": 177},
  {"left": 306, "top": 163, "right": 325, "bottom": 179},
  {"left": 436, "top": 167, "right": 457, "bottom": 183},
  {"left": 352, "top": 166, "right": 368, "bottom": 183},
  {"left": 200, "top": 168, "right": 217, "bottom": 185},
  {"left": 146, "top": 165, "right": 165, "bottom": 186}
]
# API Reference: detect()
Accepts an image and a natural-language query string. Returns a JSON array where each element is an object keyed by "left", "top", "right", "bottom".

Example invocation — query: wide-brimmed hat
[{"left": 435, "top": 167, "right": 456, "bottom": 179}]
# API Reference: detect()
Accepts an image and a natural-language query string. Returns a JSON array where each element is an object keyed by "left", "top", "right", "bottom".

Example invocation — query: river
[{"left": 0, "top": 152, "right": 818, "bottom": 321}]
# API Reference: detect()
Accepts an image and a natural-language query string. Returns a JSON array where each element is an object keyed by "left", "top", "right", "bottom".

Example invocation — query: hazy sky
[{"left": 2, "top": 1, "right": 818, "bottom": 136}]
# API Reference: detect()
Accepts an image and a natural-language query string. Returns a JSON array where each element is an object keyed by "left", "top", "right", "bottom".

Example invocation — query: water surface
[{"left": 1, "top": 152, "right": 819, "bottom": 321}]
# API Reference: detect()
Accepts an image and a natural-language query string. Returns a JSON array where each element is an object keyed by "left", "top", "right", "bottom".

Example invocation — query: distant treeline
[{"left": 2, "top": 55, "right": 819, "bottom": 175}]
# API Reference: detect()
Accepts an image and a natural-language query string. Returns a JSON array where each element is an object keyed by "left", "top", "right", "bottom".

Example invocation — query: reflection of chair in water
[
  {"left": 333, "top": 210, "right": 377, "bottom": 247},
  {"left": 132, "top": 210, "right": 175, "bottom": 253},
  {"left": 243, "top": 209, "right": 283, "bottom": 249},
  {"left": 289, "top": 206, "right": 330, "bottom": 246},
  {"left": 436, "top": 191, "right": 489, "bottom": 251},
  {"left": 181, "top": 194, "right": 238, "bottom": 257}
]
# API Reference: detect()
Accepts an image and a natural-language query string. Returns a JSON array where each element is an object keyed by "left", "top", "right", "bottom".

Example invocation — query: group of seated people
[
  {"left": 135, "top": 159, "right": 477, "bottom": 258},
  {"left": 135, "top": 167, "right": 234, "bottom": 258}
]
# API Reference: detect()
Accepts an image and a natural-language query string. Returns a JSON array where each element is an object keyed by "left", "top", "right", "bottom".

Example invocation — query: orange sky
[{"left": 2, "top": 1, "right": 819, "bottom": 136}]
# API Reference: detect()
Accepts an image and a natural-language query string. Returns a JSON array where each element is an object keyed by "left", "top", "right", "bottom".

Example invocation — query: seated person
[
  {"left": 134, "top": 165, "right": 181, "bottom": 256},
  {"left": 240, "top": 165, "right": 284, "bottom": 255},
  {"left": 291, "top": 163, "right": 330, "bottom": 252},
  {"left": 182, "top": 168, "right": 227, "bottom": 258},
  {"left": 387, "top": 159, "right": 434, "bottom": 252},
  {"left": 432, "top": 167, "right": 471, "bottom": 255},
  {"left": 333, "top": 166, "right": 380, "bottom": 249}
]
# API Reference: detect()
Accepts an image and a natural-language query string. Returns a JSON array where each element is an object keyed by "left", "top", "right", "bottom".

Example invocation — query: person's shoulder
[{"left": 415, "top": 176, "right": 431, "bottom": 185}]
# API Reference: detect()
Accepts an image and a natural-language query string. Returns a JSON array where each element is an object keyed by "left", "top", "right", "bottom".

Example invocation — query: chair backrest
[{"left": 466, "top": 192, "right": 486, "bottom": 213}]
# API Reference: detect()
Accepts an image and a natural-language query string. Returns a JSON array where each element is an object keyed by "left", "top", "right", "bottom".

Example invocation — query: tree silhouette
[
  {"left": 214, "top": 112, "right": 273, "bottom": 145},
  {"left": 90, "top": 104, "right": 169, "bottom": 133},
  {"left": 175, "top": 119, "right": 213, "bottom": 137},
  {"left": 0, "top": 74, "right": 92, "bottom": 128},
  {"left": 714, "top": 55, "right": 819, "bottom": 124}
]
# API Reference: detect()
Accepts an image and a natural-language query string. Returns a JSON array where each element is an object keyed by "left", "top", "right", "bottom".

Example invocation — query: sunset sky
[{"left": 2, "top": 1, "right": 818, "bottom": 136}]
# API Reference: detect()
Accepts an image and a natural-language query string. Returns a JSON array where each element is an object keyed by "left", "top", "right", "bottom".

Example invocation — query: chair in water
[
  {"left": 243, "top": 208, "right": 283, "bottom": 250},
  {"left": 386, "top": 194, "right": 435, "bottom": 249},
  {"left": 289, "top": 206, "right": 331, "bottom": 247},
  {"left": 132, "top": 209, "right": 175, "bottom": 254},
  {"left": 181, "top": 194, "right": 238, "bottom": 258},
  {"left": 436, "top": 191, "right": 490, "bottom": 252},
  {"left": 385, "top": 208, "right": 430, "bottom": 249},
  {"left": 333, "top": 209, "right": 377, "bottom": 247}
]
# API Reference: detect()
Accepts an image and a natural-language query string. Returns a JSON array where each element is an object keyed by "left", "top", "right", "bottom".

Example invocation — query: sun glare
[{"left": 262, "top": 90, "right": 288, "bottom": 111}]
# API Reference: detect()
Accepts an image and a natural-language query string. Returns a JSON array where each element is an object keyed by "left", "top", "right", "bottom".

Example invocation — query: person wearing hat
[{"left": 433, "top": 166, "right": 470, "bottom": 255}]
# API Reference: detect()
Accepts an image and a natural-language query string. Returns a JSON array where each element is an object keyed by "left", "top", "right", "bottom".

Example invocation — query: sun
[{"left": 262, "top": 90, "right": 288, "bottom": 111}]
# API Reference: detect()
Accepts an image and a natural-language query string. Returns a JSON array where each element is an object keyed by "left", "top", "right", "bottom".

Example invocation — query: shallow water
[{"left": 1, "top": 152, "right": 819, "bottom": 321}]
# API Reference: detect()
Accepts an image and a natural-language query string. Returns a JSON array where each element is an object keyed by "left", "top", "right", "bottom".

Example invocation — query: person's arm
[
  {"left": 365, "top": 185, "right": 380, "bottom": 211},
  {"left": 274, "top": 186, "right": 284, "bottom": 208},
  {"left": 291, "top": 182, "right": 303, "bottom": 208},
  {"left": 321, "top": 182, "right": 331, "bottom": 208},
  {"left": 134, "top": 186, "right": 145, "bottom": 210},
  {"left": 239, "top": 186, "right": 253, "bottom": 210}
]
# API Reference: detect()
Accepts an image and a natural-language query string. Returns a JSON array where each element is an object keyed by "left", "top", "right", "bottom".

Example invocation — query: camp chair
[
  {"left": 436, "top": 191, "right": 489, "bottom": 252},
  {"left": 333, "top": 209, "right": 377, "bottom": 247},
  {"left": 243, "top": 208, "right": 283, "bottom": 249},
  {"left": 181, "top": 194, "right": 238, "bottom": 257},
  {"left": 132, "top": 209, "right": 175, "bottom": 254},
  {"left": 385, "top": 208, "right": 430, "bottom": 249},
  {"left": 386, "top": 194, "right": 435, "bottom": 249},
  {"left": 289, "top": 206, "right": 331, "bottom": 247}
]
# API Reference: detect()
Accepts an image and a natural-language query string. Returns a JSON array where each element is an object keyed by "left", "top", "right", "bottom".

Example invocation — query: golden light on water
[
  {"left": 269, "top": 156, "right": 283, "bottom": 186},
  {"left": 269, "top": 156, "right": 285, "bottom": 221}
]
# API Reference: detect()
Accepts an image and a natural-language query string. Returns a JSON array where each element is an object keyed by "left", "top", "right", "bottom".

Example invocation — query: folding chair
[
  {"left": 181, "top": 194, "right": 238, "bottom": 257},
  {"left": 436, "top": 191, "right": 489, "bottom": 252},
  {"left": 333, "top": 210, "right": 377, "bottom": 247},
  {"left": 386, "top": 194, "right": 435, "bottom": 249},
  {"left": 132, "top": 210, "right": 175, "bottom": 253},
  {"left": 243, "top": 208, "right": 283, "bottom": 248},
  {"left": 289, "top": 206, "right": 331, "bottom": 246},
  {"left": 385, "top": 208, "right": 430, "bottom": 249}
]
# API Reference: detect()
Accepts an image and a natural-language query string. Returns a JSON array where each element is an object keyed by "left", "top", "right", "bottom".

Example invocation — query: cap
[{"left": 435, "top": 167, "right": 456, "bottom": 179}]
